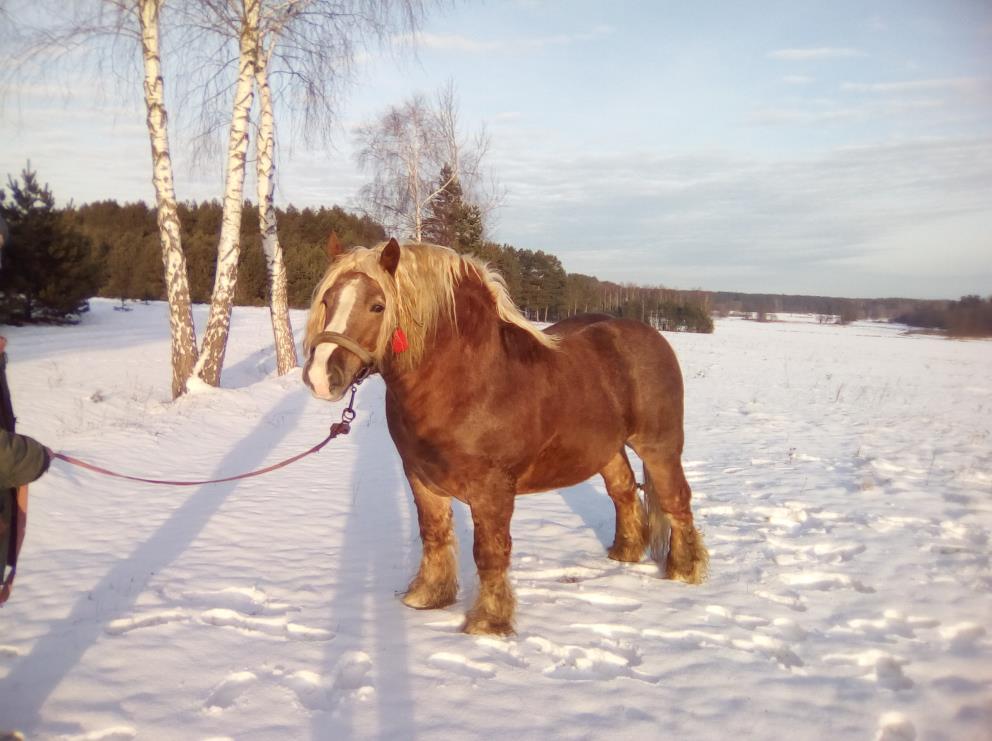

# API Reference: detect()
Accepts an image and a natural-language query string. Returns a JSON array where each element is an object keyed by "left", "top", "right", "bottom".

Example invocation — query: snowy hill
[{"left": 1, "top": 300, "right": 990, "bottom": 740}]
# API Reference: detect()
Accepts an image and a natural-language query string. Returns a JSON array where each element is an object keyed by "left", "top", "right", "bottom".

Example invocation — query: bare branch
[{"left": 355, "top": 80, "right": 501, "bottom": 242}]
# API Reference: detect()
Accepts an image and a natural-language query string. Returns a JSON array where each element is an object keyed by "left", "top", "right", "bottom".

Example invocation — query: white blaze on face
[{"left": 308, "top": 278, "right": 359, "bottom": 398}]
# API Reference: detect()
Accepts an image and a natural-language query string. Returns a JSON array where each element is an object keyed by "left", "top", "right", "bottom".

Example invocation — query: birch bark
[
  {"left": 139, "top": 0, "right": 198, "bottom": 399},
  {"left": 254, "top": 43, "right": 298, "bottom": 375},
  {"left": 192, "top": 0, "right": 260, "bottom": 387}
]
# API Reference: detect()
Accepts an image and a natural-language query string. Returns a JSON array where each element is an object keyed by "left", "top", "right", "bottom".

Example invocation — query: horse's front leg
[
  {"left": 464, "top": 486, "right": 516, "bottom": 636},
  {"left": 402, "top": 474, "right": 458, "bottom": 610}
]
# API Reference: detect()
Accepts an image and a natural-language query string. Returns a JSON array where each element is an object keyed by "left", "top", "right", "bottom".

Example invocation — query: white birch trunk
[
  {"left": 139, "top": 0, "right": 198, "bottom": 399},
  {"left": 254, "top": 45, "right": 298, "bottom": 375},
  {"left": 193, "top": 0, "right": 260, "bottom": 387}
]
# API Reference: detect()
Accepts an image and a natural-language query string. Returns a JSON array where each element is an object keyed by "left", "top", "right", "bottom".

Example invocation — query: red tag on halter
[{"left": 392, "top": 327, "right": 409, "bottom": 354}]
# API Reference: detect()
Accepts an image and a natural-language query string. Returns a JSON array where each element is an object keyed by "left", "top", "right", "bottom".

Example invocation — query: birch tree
[
  {"left": 187, "top": 0, "right": 260, "bottom": 388},
  {"left": 139, "top": 0, "right": 199, "bottom": 397},
  {"left": 253, "top": 39, "right": 296, "bottom": 374},
  {"left": 184, "top": 0, "right": 426, "bottom": 384},
  {"left": 5, "top": 0, "right": 429, "bottom": 390},
  {"left": 2, "top": 0, "right": 199, "bottom": 397},
  {"left": 356, "top": 81, "right": 494, "bottom": 242}
]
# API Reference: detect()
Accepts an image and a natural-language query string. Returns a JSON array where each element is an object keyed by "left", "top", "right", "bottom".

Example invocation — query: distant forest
[
  {"left": 59, "top": 199, "right": 715, "bottom": 333},
  {"left": 4, "top": 194, "right": 988, "bottom": 337}
]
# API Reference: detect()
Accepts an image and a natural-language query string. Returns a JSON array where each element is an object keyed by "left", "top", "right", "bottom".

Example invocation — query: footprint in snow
[
  {"left": 516, "top": 585, "right": 642, "bottom": 612},
  {"left": 754, "top": 588, "right": 807, "bottom": 612},
  {"left": 512, "top": 565, "right": 606, "bottom": 583},
  {"left": 161, "top": 585, "right": 295, "bottom": 616},
  {"left": 524, "top": 634, "right": 653, "bottom": 682},
  {"left": 0, "top": 644, "right": 24, "bottom": 659},
  {"left": 939, "top": 622, "right": 987, "bottom": 652},
  {"left": 105, "top": 610, "right": 187, "bottom": 635},
  {"left": 646, "top": 609, "right": 805, "bottom": 671},
  {"left": 281, "top": 652, "right": 375, "bottom": 710},
  {"left": 779, "top": 570, "right": 874, "bottom": 593},
  {"left": 830, "top": 610, "right": 938, "bottom": 642},
  {"left": 705, "top": 603, "right": 771, "bottom": 629},
  {"left": 205, "top": 671, "right": 258, "bottom": 709},
  {"left": 428, "top": 651, "right": 498, "bottom": 679},
  {"left": 200, "top": 608, "right": 332, "bottom": 641},
  {"left": 204, "top": 653, "right": 374, "bottom": 712},
  {"left": 474, "top": 636, "right": 530, "bottom": 668},
  {"left": 823, "top": 649, "right": 914, "bottom": 691},
  {"left": 105, "top": 585, "right": 331, "bottom": 642},
  {"left": 875, "top": 712, "right": 916, "bottom": 741}
]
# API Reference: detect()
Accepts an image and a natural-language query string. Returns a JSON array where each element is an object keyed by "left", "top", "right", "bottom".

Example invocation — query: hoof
[
  {"left": 462, "top": 613, "right": 515, "bottom": 636},
  {"left": 401, "top": 579, "right": 458, "bottom": 610},
  {"left": 665, "top": 560, "right": 708, "bottom": 584},
  {"left": 665, "top": 528, "right": 709, "bottom": 584},
  {"left": 608, "top": 539, "right": 645, "bottom": 563}
]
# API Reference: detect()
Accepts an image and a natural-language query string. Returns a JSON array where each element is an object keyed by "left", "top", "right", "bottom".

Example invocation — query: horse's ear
[
  {"left": 380, "top": 237, "right": 401, "bottom": 276},
  {"left": 326, "top": 232, "right": 343, "bottom": 262}
]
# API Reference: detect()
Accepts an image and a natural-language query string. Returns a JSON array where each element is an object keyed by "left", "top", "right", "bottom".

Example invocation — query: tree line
[
  {"left": 707, "top": 291, "right": 958, "bottom": 326},
  {"left": 893, "top": 296, "right": 992, "bottom": 338},
  {"left": 1, "top": 166, "right": 713, "bottom": 333},
  {"left": 8, "top": 163, "right": 989, "bottom": 339}
]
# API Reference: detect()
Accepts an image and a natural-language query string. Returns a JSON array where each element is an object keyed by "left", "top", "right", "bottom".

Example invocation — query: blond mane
[{"left": 305, "top": 241, "right": 559, "bottom": 370}]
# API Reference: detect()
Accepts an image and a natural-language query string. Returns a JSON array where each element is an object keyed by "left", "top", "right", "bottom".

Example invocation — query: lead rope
[{"left": 51, "top": 383, "right": 363, "bottom": 487}]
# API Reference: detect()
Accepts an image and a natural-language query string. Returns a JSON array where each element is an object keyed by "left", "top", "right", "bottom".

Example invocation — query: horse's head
[{"left": 303, "top": 235, "right": 401, "bottom": 401}]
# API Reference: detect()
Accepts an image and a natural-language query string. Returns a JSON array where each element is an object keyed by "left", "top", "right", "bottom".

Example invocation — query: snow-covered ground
[{"left": 2, "top": 300, "right": 990, "bottom": 740}]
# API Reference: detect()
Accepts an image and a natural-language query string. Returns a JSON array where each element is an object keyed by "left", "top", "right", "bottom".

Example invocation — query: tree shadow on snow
[{"left": 0, "top": 389, "right": 311, "bottom": 735}]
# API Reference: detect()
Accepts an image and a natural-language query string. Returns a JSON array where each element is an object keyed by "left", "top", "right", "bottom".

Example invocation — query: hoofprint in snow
[{"left": 1, "top": 300, "right": 989, "bottom": 740}]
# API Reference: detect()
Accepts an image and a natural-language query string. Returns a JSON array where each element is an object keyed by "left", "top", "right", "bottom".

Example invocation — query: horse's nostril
[{"left": 328, "top": 366, "right": 345, "bottom": 390}]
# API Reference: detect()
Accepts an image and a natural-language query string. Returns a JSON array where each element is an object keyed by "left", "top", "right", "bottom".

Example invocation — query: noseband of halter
[{"left": 310, "top": 331, "right": 376, "bottom": 381}]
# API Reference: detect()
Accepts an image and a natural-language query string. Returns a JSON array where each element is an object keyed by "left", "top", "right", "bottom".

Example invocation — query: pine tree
[
  {"left": 422, "top": 164, "right": 485, "bottom": 255},
  {"left": 422, "top": 164, "right": 461, "bottom": 248},
  {"left": 0, "top": 165, "right": 101, "bottom": 323},
  {"left": 456, "top": 203, "right": 483, "bottom": 255}
]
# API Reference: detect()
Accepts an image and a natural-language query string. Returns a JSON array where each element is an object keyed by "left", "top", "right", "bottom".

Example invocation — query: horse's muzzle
[{"left": 304, "top": 332, "right": 376, "bottom": 401}]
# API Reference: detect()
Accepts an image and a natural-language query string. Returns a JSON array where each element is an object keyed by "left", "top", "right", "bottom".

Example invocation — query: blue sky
[{"left": 2, "top": 0, "right": 990, "bottom": 299}]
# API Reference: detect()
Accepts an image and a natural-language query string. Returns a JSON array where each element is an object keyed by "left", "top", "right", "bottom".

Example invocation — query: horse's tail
[
  {"left": 642, "top": 467, "right": 670, "bottom": 565},
  {"left": 643, "top": 465, "right": 709, "bottom": 584}
]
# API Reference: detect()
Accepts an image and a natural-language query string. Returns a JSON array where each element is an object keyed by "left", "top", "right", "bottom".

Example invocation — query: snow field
[{"left": 0, "top": 301, "right": 989, "bottom": 740}]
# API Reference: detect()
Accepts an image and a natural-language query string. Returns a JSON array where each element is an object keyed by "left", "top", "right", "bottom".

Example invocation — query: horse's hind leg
[
  {"left": 636, "top": 446, "right": 709, "bottom": 584},
  {"left": 601, "top": 449, "right": 647, "bottom": 562},
  {"left": 402, "top": 474, "right": 458, "bottom": 610}
]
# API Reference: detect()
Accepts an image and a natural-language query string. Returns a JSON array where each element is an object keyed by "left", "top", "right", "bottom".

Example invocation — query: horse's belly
[{"left": 513, "top": 435, "right": 614, "bottom": 494}]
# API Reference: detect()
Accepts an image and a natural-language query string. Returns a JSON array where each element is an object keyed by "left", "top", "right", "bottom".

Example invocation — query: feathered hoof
[
  {"left": 665, "top": 527, "right": 709, "bottom": 584},
  {"left": 462, "top": 611, "right": 515, "bottom": 636},
  {"left": 607, "top": 539, "right": 645, "bottom": 563},
  {"left": 401, "top": 579, "right": 458, "bottom": 610}
]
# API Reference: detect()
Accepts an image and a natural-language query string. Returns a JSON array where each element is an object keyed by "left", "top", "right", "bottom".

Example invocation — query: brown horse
[{"left": 303, "top": 236, "right": 708, "bottom": 635}]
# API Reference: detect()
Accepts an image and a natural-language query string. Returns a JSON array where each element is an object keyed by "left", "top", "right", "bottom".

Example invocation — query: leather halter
[{"left": 310, "top": 331, "right": 376, "bottom": 380}]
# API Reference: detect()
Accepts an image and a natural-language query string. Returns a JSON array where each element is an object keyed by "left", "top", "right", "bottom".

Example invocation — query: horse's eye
[{"left": 371, "top": 303, "right": 385, "bottom": 314}]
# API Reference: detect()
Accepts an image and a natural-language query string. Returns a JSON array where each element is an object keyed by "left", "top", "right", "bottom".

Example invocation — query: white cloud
[
  {"left": 486, "top": 137, "right": 992, "bottom": 296},
  {"left": 841, "top": 77, "right": 991, "bottom": 96},
  {"left": 768, "top": 47, "right": 865, "bottom": 61},
  {"left": 782, "top": 75, "right": 815, "bottom": 85},
  {"left": 745, "top": 107, "right": 862, "bottom": 125},
  {"left": 397, "top": 25, "right": 615, "bottom": 55}
]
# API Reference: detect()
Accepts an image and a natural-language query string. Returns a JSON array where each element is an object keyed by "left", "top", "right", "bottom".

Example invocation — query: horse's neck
[{"left": 383, "top": 276, "right": 529, "bottom": 393}]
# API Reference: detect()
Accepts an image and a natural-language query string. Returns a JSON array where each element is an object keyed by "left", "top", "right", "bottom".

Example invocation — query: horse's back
[
  {"left": 545, "top": 313, "right": 613, "bottom": 336},
  {"left": 556, "top": 317, "right": 686, "bottom": 444}
]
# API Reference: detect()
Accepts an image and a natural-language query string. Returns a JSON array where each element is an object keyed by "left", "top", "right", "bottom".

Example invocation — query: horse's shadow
[
  {"left": 313, "top": 378, "right": 417, "bottom": 738},
  {"left": 558, "top": 480, "right": 614, "bottom": 552}
]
